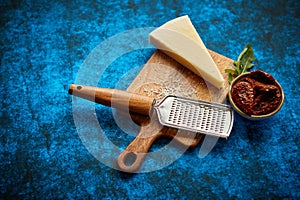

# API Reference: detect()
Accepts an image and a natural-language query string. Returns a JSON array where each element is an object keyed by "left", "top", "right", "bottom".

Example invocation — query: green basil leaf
[{"left": 225, "top": 43, "right": 256, "bottom": 83}]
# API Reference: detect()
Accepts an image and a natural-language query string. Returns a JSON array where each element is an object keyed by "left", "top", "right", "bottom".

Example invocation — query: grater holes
[
  {"left": 183, "top": 104, "right": 189, "bottom": 125},
  {"left": 212, "top": 110, "right": 222, "bottom": 133},
  {"left": 168, "top": 109, "right": 175, "bottom": 121},
  {"left": 187, "top": 105, "right": 195, "bottom": 126},
  {"left": 163, "top": 98, "right": 231, "bottom": 137},
  {"left": 170, "top": 99, "right": 182, "bottom": 124},
  {"left": 218, "top": 111, "right": 227, "bottom": 132},
  {"left": 205, "top": 108, "right": 213, "bottom": 130},
  {"left": 215, "top": 110, "right": 223, "bottom": 132},
  {"left": 191, "top": 109, "right": 199, "bottom": 128}
]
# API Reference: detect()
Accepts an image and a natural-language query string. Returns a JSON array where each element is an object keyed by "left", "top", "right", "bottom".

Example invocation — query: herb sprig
[{"left": 225, "top": 44, "right": 256, "bottom": 83}]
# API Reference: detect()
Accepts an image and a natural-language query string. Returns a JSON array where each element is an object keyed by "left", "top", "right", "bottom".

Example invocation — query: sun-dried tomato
[
  {"left": 231, "top": 70, "right": 282, "bottom": 116},
  {"left": 231, "top": 81, "right": 254, "bottom": 115}
]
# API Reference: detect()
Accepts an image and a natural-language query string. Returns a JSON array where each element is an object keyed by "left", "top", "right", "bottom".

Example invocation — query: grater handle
[{"left": 69, "top": 84, "right": 154, "bottom": 116}]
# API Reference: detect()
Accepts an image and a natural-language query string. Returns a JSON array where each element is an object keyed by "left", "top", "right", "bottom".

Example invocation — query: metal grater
[
  {"left": 68, "top": 85, "right": 234, "bottom": 139},
  {"left": 153, "top": 96, "right": 234, "bottom": 138}
]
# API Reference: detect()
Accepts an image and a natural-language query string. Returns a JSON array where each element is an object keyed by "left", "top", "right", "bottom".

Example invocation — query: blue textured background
[{"left": 1, "top": 0, "right": 299, "bottom": 199}]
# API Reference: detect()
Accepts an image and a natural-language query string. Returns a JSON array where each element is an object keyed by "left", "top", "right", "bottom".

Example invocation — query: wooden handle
[
  {"left": 117, "top": 111, "right": 164, "bottom": 173},
  {"left": 69, "top": 84, "right": 154, "bottom": 116},
  {"left": 117, "top": 127, "right": 164, "bottom": 173},
  {"left": 117, "top": 136, "right": 157, "bottom": 173}
]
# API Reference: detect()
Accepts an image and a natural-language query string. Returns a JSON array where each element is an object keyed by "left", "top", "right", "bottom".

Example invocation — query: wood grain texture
[
  {"left": 117, "top": 49, "right": 233, "bottom": 172},
  {"left": 69, "top": 85, "right": 155, "bottom": 116}
]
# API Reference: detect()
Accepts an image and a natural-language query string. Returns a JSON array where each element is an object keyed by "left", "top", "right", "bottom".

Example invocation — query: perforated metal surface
[{"left": 154, "top": 96, "right": 234, "bottom": 138}]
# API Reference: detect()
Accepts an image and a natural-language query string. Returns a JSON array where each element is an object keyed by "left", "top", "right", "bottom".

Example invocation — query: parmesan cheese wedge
[{"left": 149, "top": 15, "right": 225, "bottom": 88}]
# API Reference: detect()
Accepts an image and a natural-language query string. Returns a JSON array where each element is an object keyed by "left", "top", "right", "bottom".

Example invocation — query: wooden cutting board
[{"left": 117, "top": 49, "right": 233, "bottom": 172}]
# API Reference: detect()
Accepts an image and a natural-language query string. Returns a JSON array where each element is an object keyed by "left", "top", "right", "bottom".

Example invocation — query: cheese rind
[{"left": 149, "top": 15, "right": 224, "bottom": 88}]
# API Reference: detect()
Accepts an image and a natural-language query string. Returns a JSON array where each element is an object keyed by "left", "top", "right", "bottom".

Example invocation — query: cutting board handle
[
  {"left": 117, "top": 113, "right": 164, "bottom": 173},
  {"left": 69, "top": 84, "right": 154, "bottom": 116},
  {"left": 117, "top": 132, "right": 160, "bottom": 173}
]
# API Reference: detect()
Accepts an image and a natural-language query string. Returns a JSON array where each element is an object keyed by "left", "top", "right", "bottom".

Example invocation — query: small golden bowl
[{"left": 228, "top": 72, "right": 284, "bottom": 120}]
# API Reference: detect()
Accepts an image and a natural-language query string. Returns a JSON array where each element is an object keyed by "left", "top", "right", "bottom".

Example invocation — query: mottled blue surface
[{"left": 1, "top": 0, "right": 299, "bottom": 199}]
